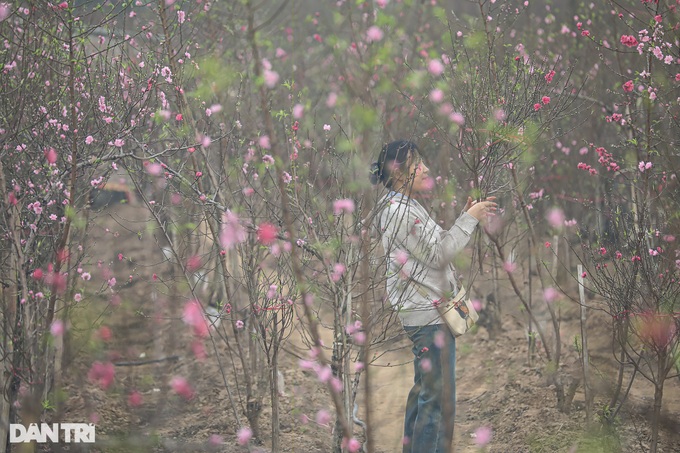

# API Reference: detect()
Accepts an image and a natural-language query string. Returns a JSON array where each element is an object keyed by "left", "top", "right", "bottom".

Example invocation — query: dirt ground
[{"left": 55, "top": 202, "right": 680, "bottom": 453}]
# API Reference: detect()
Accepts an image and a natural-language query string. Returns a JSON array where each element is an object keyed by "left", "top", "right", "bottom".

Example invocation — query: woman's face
[{"left": 398, "top": 153, "right": 433, "bottom": 193}]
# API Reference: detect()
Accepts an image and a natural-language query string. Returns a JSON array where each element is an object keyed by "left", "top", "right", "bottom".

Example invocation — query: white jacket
[{"left": 378, "top": 192, "right": 478, "bottom": 327}]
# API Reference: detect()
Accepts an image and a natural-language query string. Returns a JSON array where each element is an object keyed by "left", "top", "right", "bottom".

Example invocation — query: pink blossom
[
  {"left": 256, "top": 222, "right": 278, "bottom": 245},
  {"left": 263, "top": 69, "right": 279, "bottom": 88},
  {"left": 45, "top": 148, "right": 57, "bottom": 164},
  {"left": 182, "top": 300, "right": 209, "bottom": 338},
  {"left": 546, "top": 208, "right": 565, "bottom": 228},
  {"left": 258, "top": 135, "right": 271, "bottom": 149},
  {"left": 177, "top": 10, "right": 185, "bottom": 24},
  {"left": 50, "top": 320, "right": 65, "bottom": 336},
  {"left": 326, "top": 92, "right": 338, "bottom": 107},
  {"left": 323, "top": 124, "right": 331, "bottom": 131},
  {"left": 620, "top": 35, "right": 638, "bottom": 47},
  {"left": 316, "top": 409, "right": 331, "bottom": 426},
  {"left": 128, "top": 391, "right": 143, "bottom": 407},
  {"left": 637, "top": 313, "right": 677, "bottom": 350},
  {"left": 209, "top": 434, "right": 223, "bottom": 446},
  {"left": 429, "top": 88, "right": 444, "bottom": 103},
  {"left": 266, "top": 284, "right": 278, "bottom": 299},
  {"left": 420, "top": 358, "right": 432, "bottom": 372},
  {"left": 421, "top": 176, "right": 435, "bottom": 191},
  {"left": 333, "top": 198, "right": 355, "bottom": 215},
  {"left": 275, "top": 47, "right": 287, "bottom": 58},
  {"left": 623, "top": 80, "right": 634, "bottom": 92},
  {"left": 534, "top": 103, "right": 542, "bottom": 111},
  {"left": 235, "top": 320, "right": 244, "bottom": 329},
  {"left": 221, "top": 211, "right": 247, "bottom": 250},
  {"left": 346, "top": 438, "right": 361, "bottom": 452},
  {"left": 331, "top": 263, "right": 346, "bottom": 282},
  {"left": 545, "top": 70, "right": 555, "bottom": 82},
  {"left": 449, "top": 112, "right": 465, "bottom": 126},
  {"left": 88, "top": 362, "right": 115, "bottom": 390},
  {"left": 99, "top": 326, "right": 112, "bottom": 341},
  {"left": 543, "top": 287, "right": 560, "bottom": 302},
  {"left": 364, "top": 26, "right": 384, "bottom": 44},
  {"left": 317, "top": 365, "right": 332, "bottom": 382},
  {"left": 395, "top": 249, "right": 409, "bottom": 265},
  {"left": 113, "top": 138, "right": 124, "bottom": 147},
  {"left": 170, "top": 376, "right": 194, "bottom": 400},
  {"left": 74, "top": 293, "right": 82, "bottom": 302},
  {"left": 262, "top": 154, "right": 275, "bottom": 165},
  {"left": 503, "top": 261, "right": 517, "bottom": 273},
  {"left": 192, "top": 340, "right": 206, "bottom": 360},
  {"left": 541, "top": 96, "right": 551, "bottom": 104},
  {"left": 186, "top": 255, "right": 202, "bottom": 272},
  {"left": 293, "top": 103, "right": 304, "bottom": 119},
  {"left": 0, "top": 4, "right": 10, "bottom": 22},
  {"left": 473, "top": 426, "right": 493, "bottom": 447},
  {"left": 146, "top": 163, "right": 163, "bottom": 176},
  {"left": 237, "top": 427, "right": 252, "bottom": 446},
  {"left": 428, "top": 59, "right": 445, "bottom": 76}
]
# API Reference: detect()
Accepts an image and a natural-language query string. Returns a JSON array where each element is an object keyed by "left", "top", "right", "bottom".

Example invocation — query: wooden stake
[{"left": 577, "top": 264, "right": 592, "bottom": 423}]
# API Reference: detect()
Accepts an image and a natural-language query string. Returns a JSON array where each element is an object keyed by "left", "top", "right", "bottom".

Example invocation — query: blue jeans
[{"left": 402, "top": 324, "right": 456, "bottom": 453}]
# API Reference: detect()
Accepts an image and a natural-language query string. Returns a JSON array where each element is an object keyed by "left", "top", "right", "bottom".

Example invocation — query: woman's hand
[{"left": 465, "top": 196, "right": 498, "bottom": 222}]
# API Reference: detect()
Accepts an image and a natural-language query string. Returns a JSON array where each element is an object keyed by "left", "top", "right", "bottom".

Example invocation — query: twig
[{"left": 112, "top": 355, "right": 180, "bottom": 367}]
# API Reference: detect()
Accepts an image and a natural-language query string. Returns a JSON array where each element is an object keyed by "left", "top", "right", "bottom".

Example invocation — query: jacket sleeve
[{"left": 382, "top": 200, "right": 478, "bottom": 269}]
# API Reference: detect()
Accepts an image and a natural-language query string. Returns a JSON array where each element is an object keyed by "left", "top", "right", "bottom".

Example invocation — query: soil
[{"left": 54, "top": 202, "right": 680, "bottom": 453}]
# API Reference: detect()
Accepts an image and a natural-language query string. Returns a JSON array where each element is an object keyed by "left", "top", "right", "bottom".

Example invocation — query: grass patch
[{"left": 527, "top": 423, "right": 621, "bottom": 453}]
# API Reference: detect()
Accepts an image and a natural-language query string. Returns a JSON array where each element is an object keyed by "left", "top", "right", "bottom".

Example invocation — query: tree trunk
[
  {"left": 270, "top": 318, "right": 280, "bottom": 452},
  {"left": 650, "top": 351, "right": 669, "bottom": 453}
]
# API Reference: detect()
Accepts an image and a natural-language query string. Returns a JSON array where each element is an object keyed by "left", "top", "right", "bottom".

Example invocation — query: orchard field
[{"left": 1, "top": 1, "right": 679, "bottom": 452}]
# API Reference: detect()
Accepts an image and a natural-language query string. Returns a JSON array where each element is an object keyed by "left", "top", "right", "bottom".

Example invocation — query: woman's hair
[{"left": 369, "top": 140, "right": 419, "bottom": 188}]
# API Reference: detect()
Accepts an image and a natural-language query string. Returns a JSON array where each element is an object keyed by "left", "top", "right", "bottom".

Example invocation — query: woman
[{"left": 369, "top": 140, "right": 496, "bottom": 453}]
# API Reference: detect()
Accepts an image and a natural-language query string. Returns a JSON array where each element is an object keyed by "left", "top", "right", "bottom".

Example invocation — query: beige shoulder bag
[{"left": 437, "top": 285, "right": 479, "bottom": 337}]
